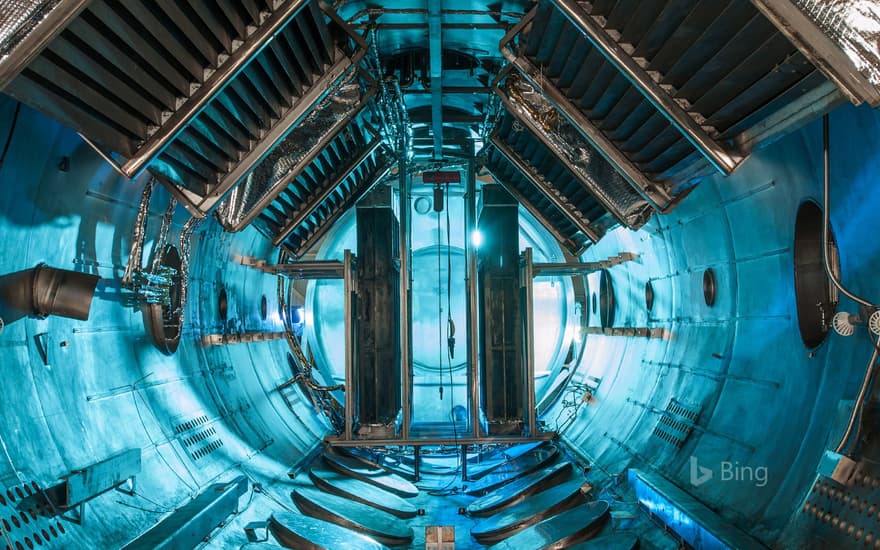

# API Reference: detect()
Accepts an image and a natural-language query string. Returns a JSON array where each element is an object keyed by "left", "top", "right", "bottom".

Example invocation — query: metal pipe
[
  {"left": 522, "top": 248, "right": 536, "bottom": 436},
  {"left": 344, "top": 249, "right": 355, "bottom": 441},
  {"left": 489, "top": 136, "right": 601, "bottom": 242},
  {"left": 119, "top": 0, "right": 313, "bottom": 178},
  {"left": 399, "top": 153, "right": 412, "bottom": 439},
  {"left": 461, "top": 444, "right": 468, "bottom": 481},
  {"left": 465, "top": 154, "right": 481, "bottom": 437},
  {"left": 0, "top": 264, "right": 100, "bottom": 323},
  {"left": 429, "top": 0, "right": 444, "bottom": 159},
  {"left": 548, "top": 0, "right": 742, "bottom": 174},
  {"left": 824, "top": 113, "right": 880, "bottom": 456},
  {"left": 822, "top": 114, "right": 877, "bottom": 309}
]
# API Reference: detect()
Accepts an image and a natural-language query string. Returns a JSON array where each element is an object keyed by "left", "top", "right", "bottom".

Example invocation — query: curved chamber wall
[
  {"left": 550, "top": 103, "right": 880, "bottom": 545},
  {"left": 1, "top": 95, "right": 880, "bottom": 547},
  {"left": 0, "top": 96, "right": 326, "bottom": 548}
]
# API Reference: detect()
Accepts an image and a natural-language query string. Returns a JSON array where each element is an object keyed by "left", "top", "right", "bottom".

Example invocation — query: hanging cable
[
  {"left": 438, "top": 209, "right": 444, "bottom": 400},
  {"left": 0, "top": 102, "right": 21, "bottom": 171},
  {"left": 445, "top": 184, "right": 459, "bottom": 454}
]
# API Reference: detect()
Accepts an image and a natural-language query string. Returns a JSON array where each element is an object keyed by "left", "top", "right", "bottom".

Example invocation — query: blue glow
[{"left": 471, "top": 229, "right": 483, "bottom": 248}]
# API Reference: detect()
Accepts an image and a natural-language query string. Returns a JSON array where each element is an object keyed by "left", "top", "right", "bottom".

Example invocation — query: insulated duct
[
  {"left": 0, "top": 263, "right": 100, "bottom": 324},
  {"left": 495, "top": 73, "right": 655, "bottom": 229}
]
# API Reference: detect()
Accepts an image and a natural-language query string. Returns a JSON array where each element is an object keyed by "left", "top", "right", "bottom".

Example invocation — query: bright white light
[{"left": 471, "top": 229, "right": 483, "bottom": 248}]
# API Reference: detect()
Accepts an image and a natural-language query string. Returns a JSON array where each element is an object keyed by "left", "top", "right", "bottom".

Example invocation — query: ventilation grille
[
  {"left": 652, "top": 398, "right": 701, "bottom": 448},
  {"left": 0, "top": 481, "right": 70, "bottom": 549},
  {"left": 801, "top": 470, "right": 880, "bottom": 546},
  {"left": 174, "top": 414, "right": 225, "bottom": 461}
]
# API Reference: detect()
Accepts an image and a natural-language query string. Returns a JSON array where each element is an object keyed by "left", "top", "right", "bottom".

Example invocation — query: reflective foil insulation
[{"left": 502, "top": 74, "right": 654, "bottom": 229}]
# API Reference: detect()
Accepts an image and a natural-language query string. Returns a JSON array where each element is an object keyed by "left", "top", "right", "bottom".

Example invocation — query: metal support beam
[
  {"left": 250, "top": 260, "right": 346, "bottom": 279},
  {"left": 325, "top": 434, "right": 555, "bottom": 447},
  {"left": 547, "top": 0, "right": 742, "bottom": 174},
  {"left": 429, "top": 0, "right": 444, "bottom": 158},
  {"left": 521, "top": 248, "right": 536, "bottom": 437},
  {"left": 51, "top": 448, "right": 141, "bottom": 510},
  {"left": 465, "top": 155, "right": 481, "bottom": 437},
  {"left": 343, "top": 249, "right": 356, "bottom": 441},
  {"left": 122, "top": 476, "right": 248, "bottom": 550},
  {"left": 398, "top": 155, "right": 412, "bottom": 439},
  {"left": 461, "top": 444, "right": 469, "bottom": 481},
  {"left": 489, "top": 136, "right": 601, "bottom": 242},
  {"left": 0, "top": 1, "right": 92, "bottom": 89}
]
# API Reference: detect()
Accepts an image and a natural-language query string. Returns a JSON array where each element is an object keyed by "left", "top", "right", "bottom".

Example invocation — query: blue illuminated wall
[{"left": 549, "top": 102, "right": 880, "bottom": 544}]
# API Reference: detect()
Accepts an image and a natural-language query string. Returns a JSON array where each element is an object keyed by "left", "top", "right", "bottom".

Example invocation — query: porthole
[
  {"left": 703, "top": 268, "right": 716, "bottom": 307},
  {"left": 144, "top": 244, "right": 183, "bottom": 355},
  {"left": 794, "top": 201, "right": 839, "bottom": 348},
  {"left": 645, "top": 280, "right": 654, "bottom": 311},
  {"left": 414, "top": 196, "right": 432, "bottom": 215},
  {"left": 260, "top": 295, "right": 268, "bottom": 321},
  {"left": 218, "top": 288, "right": 228, "bottom": 321},
  {"left": 598, "top": 269, "right": 615, "bottom": 328}
]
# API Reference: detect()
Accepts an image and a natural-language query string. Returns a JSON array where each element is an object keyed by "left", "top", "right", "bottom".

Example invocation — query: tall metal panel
[
  {"left": 478, "top": 184, "right": 523, "bottom": 434},
  {"left": 355, "top": 185, "right": 401, "bottom": 435}
]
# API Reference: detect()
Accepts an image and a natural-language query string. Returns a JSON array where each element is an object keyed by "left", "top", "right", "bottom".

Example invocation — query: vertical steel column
[
  {"left": 398, "top": 156, "right": 412, "bottom": 439},
  {"left": 461, "top": 444, "right": 469, "bottom": 481},
  {"left": 428, "top": 0, "right": 444, "bottom": 158},
  {"left": 522, "top": 247, "right": 536, "bottom": 436},
  {"left": 413, "top": 446, "right": 421, "bottom": 483},
  {"left": 343, "top": 249, "right": 356, "bottom": 440},
  {"left": 465, "top": 154, "right": 481, "bottom": 437}
]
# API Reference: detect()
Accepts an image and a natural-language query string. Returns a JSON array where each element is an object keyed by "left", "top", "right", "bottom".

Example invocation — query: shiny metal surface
[
  {"left": 292, "top": 485, "right": 415, "bottom": 546},
  {"left": 322, "top": 451, "right": 419, "bottom": 498},
  {"left": 753, "top": 0, "right": 880, "bottom": 106},
  {"left": 0, "top": 0, "right": 89, "bottom": 89},
  {"left": 465, "top": 443, "right": 559, "bottom": 496},
  {"left": 309, "top": 467, "right": 418, "bottom": 518},
  {"left": 487, "top": 500, "right": 611, "bottom": 550},
  {"left": 269, "top": 511, "right": 389, "bottom": 550},
  {"left": 466, "top": 461, "right": 572, "bottom": 517},
  {"left": 470, "top": 478, "right": 589, "bottom": 543}
]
